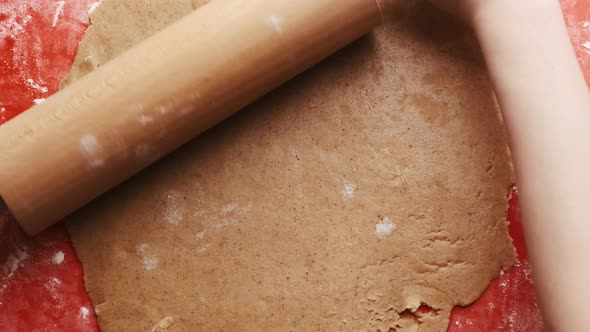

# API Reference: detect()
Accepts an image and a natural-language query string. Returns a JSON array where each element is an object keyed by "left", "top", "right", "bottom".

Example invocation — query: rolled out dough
[{"left": 66, "top": 0, "right": 517, "bottom": 331}]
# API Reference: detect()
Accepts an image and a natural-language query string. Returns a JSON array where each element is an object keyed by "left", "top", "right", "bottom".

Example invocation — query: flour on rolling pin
[
  {"left": 265, "top": 15, "right": 285, "bottom": 34},
  {"left": 79, "top": 134, "right": 105, "bottom": 168}
]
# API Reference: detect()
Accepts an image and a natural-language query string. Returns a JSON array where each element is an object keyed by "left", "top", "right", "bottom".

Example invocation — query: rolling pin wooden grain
[{"left": 0, "top": 0, "right": 387, "bottom": 236}]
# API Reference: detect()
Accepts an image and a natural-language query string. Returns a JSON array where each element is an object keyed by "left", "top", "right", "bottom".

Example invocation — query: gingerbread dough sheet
[{"left": 66, "top": 1, "right": 517, "bottom": 331}]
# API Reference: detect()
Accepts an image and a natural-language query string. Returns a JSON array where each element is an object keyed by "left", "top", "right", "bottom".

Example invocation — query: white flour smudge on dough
[
  {"left": 162, "top": 191, "right": 185, "bottom": 225},
  {"left": 198, "top": 244, "right": 209, "bottom": 254},
  {"left": 342, "top": 180, "right": 356, "bottom": 201},
  {"left": 375, "top": 216, "right": 396, "bottom": 239},
  {"left": 220, "top": 202, "right": 251, "bottom": 216},
  {"left": 136, "top": 243, "right": 159, "bottom": 271},
  {"left": 150, "top": 316, "right": 175, "bottom": 331}
]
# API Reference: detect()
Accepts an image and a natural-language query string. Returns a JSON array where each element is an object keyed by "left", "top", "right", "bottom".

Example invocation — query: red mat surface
[{"left": 1, "top": 1, "right": 589, "bottom": 330}]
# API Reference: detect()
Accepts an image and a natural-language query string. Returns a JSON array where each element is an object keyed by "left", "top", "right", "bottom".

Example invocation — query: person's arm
[{"left": 436, "top": 0, "right": 590, "bottom": 329}]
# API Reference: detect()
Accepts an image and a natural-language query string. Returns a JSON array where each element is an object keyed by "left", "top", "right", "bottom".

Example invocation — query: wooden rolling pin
[{"left": 0, "top": 0, "right": 387, "bottom": 236}]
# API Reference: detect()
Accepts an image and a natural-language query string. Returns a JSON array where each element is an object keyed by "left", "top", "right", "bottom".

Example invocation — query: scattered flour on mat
[
  {"left": 80, "top": 306, "right": 90, "bottom": 319},
  {"left": 1, "top": 2, "right": 54, "bottom": 81},
  {"left": 0, "top": 3, "right": 32, "bottom": 45},
  {"left": 52, "top": 251, "right": 65, "bottom": 264},
  {"left": 52, "top": 0, "right": 66, "bottom": 28},
  {"left": 33, "top": 98, "right": 46, "bottom": 105},
  {"left": 25, "top": 78, "right": 48, "bottom": 93},
  {"left": 561, "top": 4, "right": 590, "bottom": 69},
  {"left": 3, "top": 246, "right": 29, "bottom": 280},
  {"left": 88, "top": 1, "right": 101, "bottom": 15},
  {"left": 0, "top": 245, "right": 30, "bottom": 301},
  {"left": 45, "top": 277, "right": 61, "bottom": 291},
  {"left": 136, "top": 243, "right": 159, "bottom": 271},
  {"left": 49, "top": 277, "right": 61, "bottom": 288},
  {"left": 375, "top": 216, "right": 396, "bottom": 239},
  {"left": 505, "top": 311, "right": 517, "bottom": 331}
]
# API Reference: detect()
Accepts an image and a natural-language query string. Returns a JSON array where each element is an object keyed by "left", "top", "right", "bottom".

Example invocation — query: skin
[{"left": 431, "top": 0, "right": 590, "bottom": 330}]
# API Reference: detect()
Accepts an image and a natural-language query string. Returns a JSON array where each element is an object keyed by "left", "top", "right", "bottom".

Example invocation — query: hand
[{"left": 428, "top": 0, "right": 590, "bottom": 329}]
